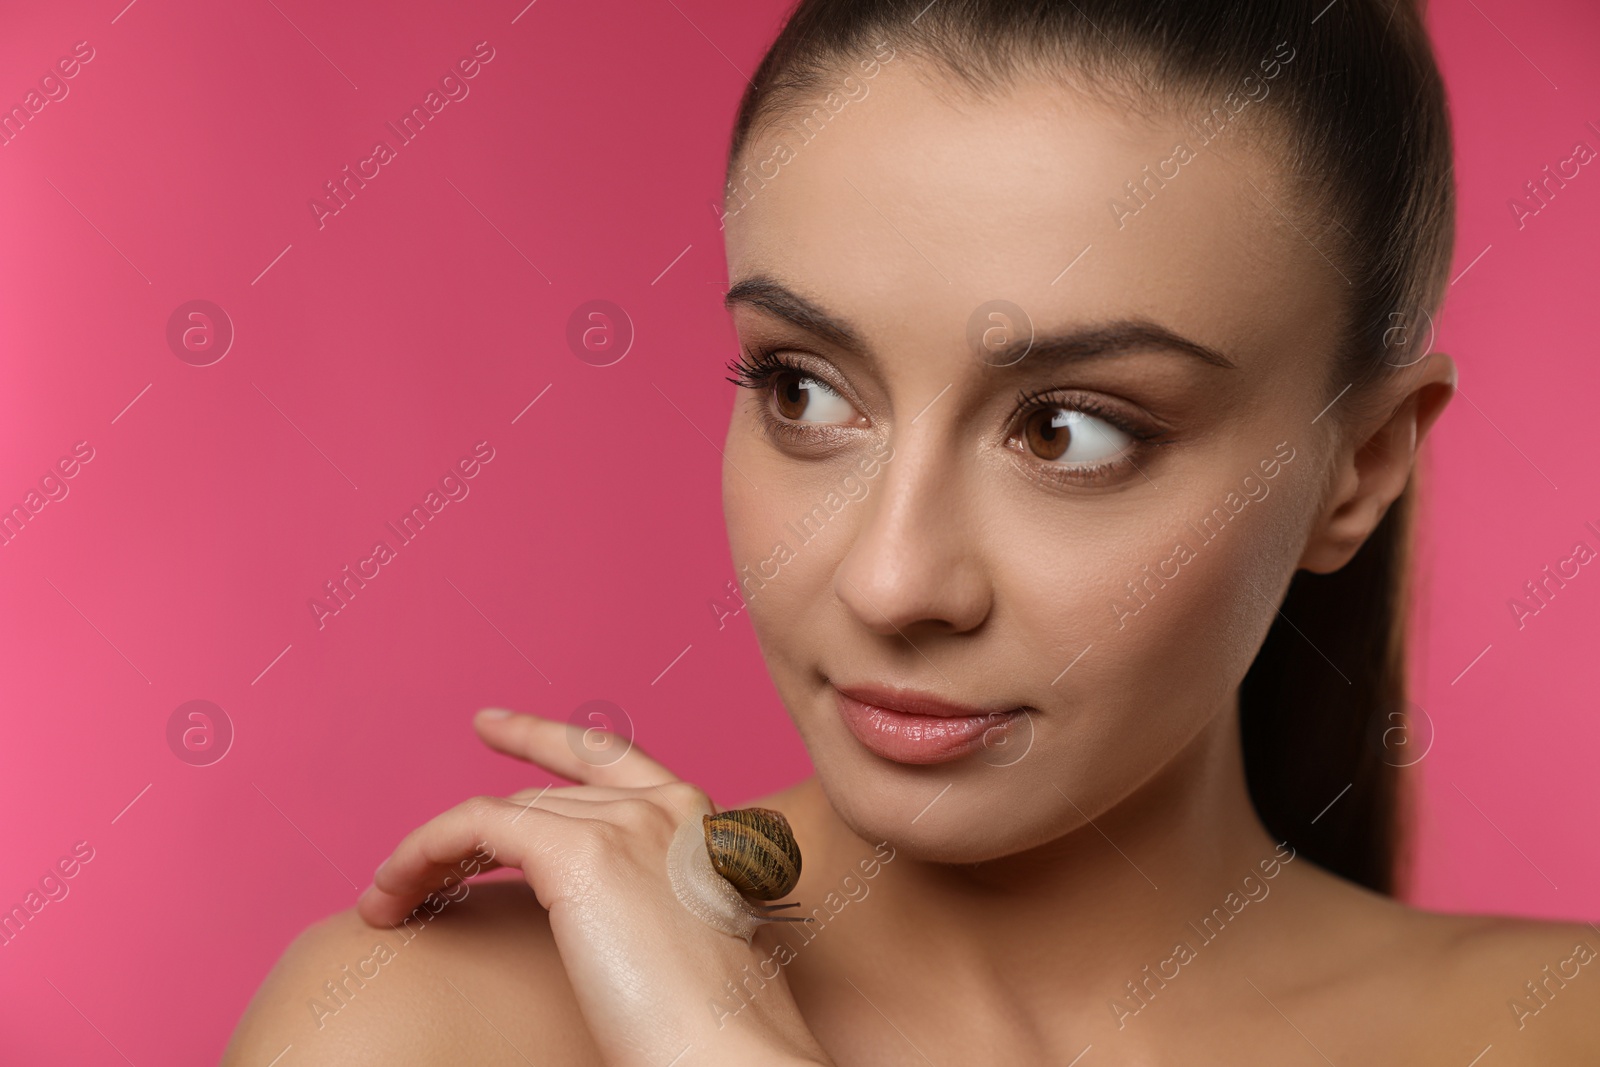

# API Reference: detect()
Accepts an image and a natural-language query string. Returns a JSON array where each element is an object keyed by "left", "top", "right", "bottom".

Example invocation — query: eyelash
[
  {"left": 724, "top": 344, "right": 800, "bottom": 392},
  {"left": 724, "top": 345, "right": 1168, "bottom": 484},
  {"left": 725, "top": 346, "right": 852, "bottom": 448}
]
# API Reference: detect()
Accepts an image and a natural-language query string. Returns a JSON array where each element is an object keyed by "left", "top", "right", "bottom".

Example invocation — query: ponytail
[{"left": 1239, "top": 474, "right": 1420, "bottom": 895}]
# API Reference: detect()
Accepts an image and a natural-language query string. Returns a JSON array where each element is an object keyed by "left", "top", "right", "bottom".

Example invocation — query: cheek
[
  {"left": 722, "top": 427, "right": 779, "bottom": 575},
  {"left": 1036, "top": 476, "right": 1312, "bottom": 726},
  {"left": 999, "top": 465, "right": 1314, "bottom": 756},
  {"left": 721, "top": 454, "right": 845, "bottom": 653},
  {"left": 1094, "top": 533, "right": 1273, "bottom": 706}
]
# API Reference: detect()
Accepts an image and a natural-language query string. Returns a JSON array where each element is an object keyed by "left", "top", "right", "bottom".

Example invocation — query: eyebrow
[{"left": 723, "top": 276, "right": 1238, "bottom": 371}]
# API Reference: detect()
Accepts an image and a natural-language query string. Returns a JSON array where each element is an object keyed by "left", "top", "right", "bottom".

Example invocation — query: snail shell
[
  {"left": 703, "top": 807, "right": 802, "bottom": 900},
  {"left": 665, "top": 800, "right": 810, "bottom": 943}
]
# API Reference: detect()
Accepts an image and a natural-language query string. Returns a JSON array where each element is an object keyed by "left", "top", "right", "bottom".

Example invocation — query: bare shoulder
[
  {"left": 1267, "top": 862, "right": 1599, "bottom": 1065},
  {"left": 1434, "top": 910, "right": 1600, "bottom": 1064},
  {"left": 1339, "top": 879, "right": 1600, "bottom": 1064},
  {"left": 221, "top": 877, "right": 604, "bottom": 1067}
]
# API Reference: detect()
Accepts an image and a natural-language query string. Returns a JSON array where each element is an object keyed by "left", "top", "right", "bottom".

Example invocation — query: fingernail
[{"left": 477, "top": 707, "right": 512, "bottom": 719}]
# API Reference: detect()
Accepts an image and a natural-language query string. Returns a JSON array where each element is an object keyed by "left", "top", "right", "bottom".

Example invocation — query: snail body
[{"left": 665, "top": 800, "right": 811, "bottom": 943}]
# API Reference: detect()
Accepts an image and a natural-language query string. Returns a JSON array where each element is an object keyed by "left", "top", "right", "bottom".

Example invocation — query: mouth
[{"left": 831, "top": 682, "right": 1027, "bottom": 765}]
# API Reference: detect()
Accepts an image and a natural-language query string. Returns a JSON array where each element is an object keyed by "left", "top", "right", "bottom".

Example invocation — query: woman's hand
[{"left": 356, "top": 708, "right": 834, "bottom": 1067}]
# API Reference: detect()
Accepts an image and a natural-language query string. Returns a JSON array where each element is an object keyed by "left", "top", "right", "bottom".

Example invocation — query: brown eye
[
  {"left": 771, "top": 371, "right": 855, "bottom": 424},
  {"left": 1023, "top": 407, "right": 1070, "bottom": 460},
  {"left": 1022, "top": 408, "right": 1134, "bottom": 465},
  {"left": 773, "top": 372, "right": 808, "bottom": 420}
]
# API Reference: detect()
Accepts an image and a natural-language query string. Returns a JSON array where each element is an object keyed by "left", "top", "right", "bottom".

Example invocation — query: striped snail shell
[
  {"left": 703, "top": 807, "right": 802, "bottom": 900},
  {"left": 666, "top": 799, "right": 810, "bottom": 942}
]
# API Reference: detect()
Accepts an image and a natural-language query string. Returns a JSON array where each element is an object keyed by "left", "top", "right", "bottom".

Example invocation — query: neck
[{"left": 788, "top": 692, "right": 1299, "bottom": 1001}]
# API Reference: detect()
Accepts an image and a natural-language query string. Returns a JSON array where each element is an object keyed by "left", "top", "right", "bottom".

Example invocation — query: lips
[{"left": 832, "top": 683, "right": 1026, "bottom": 765}]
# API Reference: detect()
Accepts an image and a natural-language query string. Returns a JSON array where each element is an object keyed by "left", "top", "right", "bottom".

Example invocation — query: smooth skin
[{"left": 223, "top": 56, "right": 1599, "bottom": 1065}]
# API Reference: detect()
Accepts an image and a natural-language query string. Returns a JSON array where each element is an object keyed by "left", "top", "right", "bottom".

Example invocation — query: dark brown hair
[{"left": 725, "top": 0, "right": 1455, "bottom": 895}]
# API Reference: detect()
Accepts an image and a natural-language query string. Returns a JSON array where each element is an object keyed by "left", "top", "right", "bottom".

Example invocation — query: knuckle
[
  {"left": 610, "top": 797, "right": 665, "bottom": 831},
  {"left": 656, "top": 780, "right": 711, "bottom": 812},
  {"left": 460, "top": 794, "right": 506, "bottom": 821},
  {"left": 589, "top": 819, "right": 630, "bottom": 851}
]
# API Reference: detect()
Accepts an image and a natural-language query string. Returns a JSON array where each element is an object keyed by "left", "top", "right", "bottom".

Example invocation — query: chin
[{"left": 808, "top": 743, "right": 1084, "bottom": 866}]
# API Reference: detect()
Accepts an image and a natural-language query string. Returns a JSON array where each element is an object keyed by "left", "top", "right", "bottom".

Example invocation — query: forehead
[{"left": 723, "top": 58, "right": 1345, "bottom": 385}]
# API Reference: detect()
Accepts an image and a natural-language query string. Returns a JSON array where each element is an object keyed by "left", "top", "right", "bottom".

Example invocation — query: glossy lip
[
  {"left": 832, "top": 682, "right": 1027, "bottom": 765},
  {"left": 833, "top": 682, "right": 1020, "bottom": 719}
]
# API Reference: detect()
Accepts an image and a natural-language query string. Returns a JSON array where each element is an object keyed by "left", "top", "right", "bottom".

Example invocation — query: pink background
[{"left": 0, "top": 0, "right": 1594, "bottom": 1061}]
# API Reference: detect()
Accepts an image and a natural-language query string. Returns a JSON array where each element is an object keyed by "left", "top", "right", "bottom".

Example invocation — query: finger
[
  {"left": 498, "top": 790, "right": 652, "bottom": 828},
  {"left": 357, "top": 797, "right": 558, "bottom": 927},
  {"left": 356, "top": 829, "right": 510, "bottom": 929},
  {"left": 473, "top": 707, "right": 679, "bottom": 789},
  {"left": 504, "top": 783, "right": 715, "bottom": 830},
  {"left": 358, "top": 795, "right": 609, "bottom": 928},
  {"left": 506, "top": 783, "right": 647, "bottom": 807}
]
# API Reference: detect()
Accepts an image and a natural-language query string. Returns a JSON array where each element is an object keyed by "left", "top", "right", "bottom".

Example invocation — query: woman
[{"left": 223, "top": 0, "right": 1598, "bottom": 1063}]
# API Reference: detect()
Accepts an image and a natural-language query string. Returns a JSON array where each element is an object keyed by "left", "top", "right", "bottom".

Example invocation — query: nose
[{"left": 833, "top": 431, "right": 993, "bottom": 639}]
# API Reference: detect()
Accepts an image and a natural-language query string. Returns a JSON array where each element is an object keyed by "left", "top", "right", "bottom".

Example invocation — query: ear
[{"left": 1298, "top": 351, "right": 1457, "bottom": 575}]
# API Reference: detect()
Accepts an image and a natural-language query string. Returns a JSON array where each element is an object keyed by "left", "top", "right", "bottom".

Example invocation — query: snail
[
  {"left": 704, "top": 807, "right": 802, "bottom": 898},
  {"left": 665, "top": 799, "right": 813, "bottom": 943}
]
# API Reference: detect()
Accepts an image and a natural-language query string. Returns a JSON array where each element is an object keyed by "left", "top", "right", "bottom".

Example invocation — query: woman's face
[{"left": 720, "top": 58, "right": 1351, "bottom": 863}]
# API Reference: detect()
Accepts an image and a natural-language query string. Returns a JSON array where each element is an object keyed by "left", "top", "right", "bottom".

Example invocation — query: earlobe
[{"left": 1296, "top": 352, "right": 1457, "bottom": 575}]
